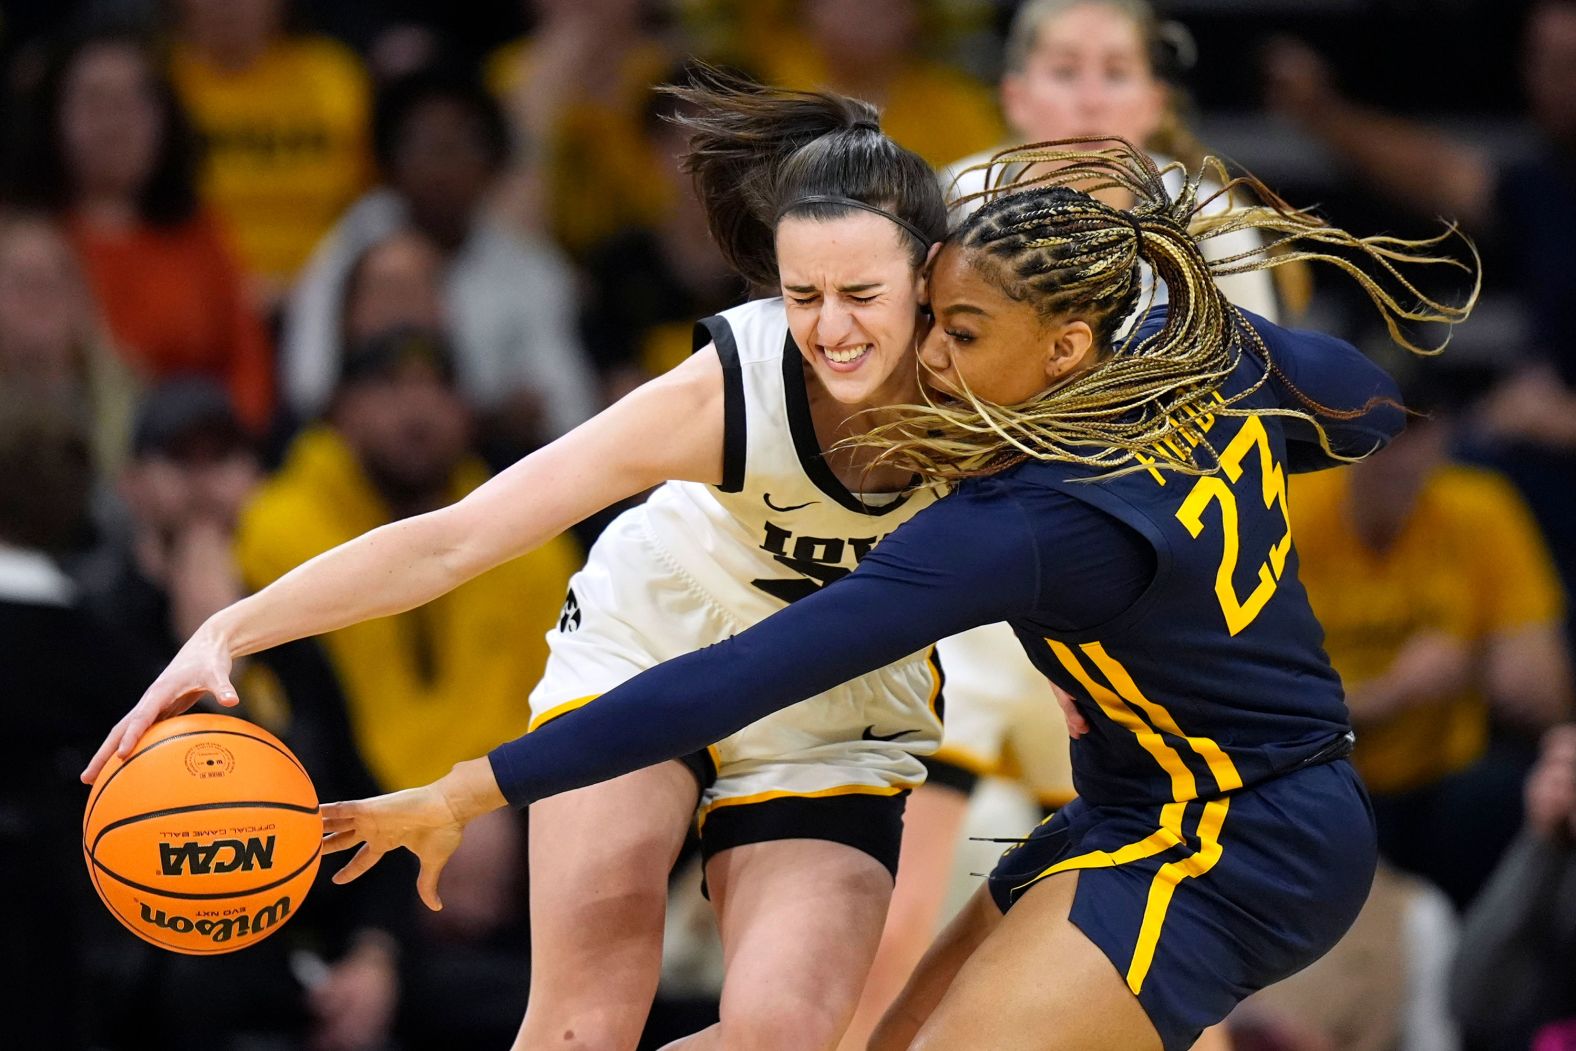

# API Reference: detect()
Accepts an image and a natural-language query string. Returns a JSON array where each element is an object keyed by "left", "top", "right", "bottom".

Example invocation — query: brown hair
[{"left": 663, "top": 66, "right": 947, "bottom": 290}]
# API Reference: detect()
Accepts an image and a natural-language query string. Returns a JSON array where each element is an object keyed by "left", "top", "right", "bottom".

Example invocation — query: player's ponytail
[
  {"left": 664, "top": 65, "right": 946, "bottom": 290},
  {"left": 856, "top": 139, "right": 1478, "bottom": 483}
]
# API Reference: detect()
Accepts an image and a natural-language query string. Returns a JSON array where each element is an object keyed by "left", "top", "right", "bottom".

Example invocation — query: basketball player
[
  {"left": 86, "top": 73, "right": 957, "bottom": 1050},
  {"left": 314, "top": 145, "right": 1476, "bottom": 1050},
  {"left": 856, "top": 5, "right": 1284, "bottom": 1045}
]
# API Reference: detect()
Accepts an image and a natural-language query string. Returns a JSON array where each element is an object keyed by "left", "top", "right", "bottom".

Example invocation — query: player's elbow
[{"left": 429, "top": 501, "right": 502, "bottom": 586}]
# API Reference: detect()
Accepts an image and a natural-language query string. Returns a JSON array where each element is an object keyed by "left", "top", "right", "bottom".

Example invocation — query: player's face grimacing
[
  {"left": 919, "top": 242, "right": 1097, "bottom": 406},
  {"left": 777, "top": 212, "right": 928, "bottom": 408}
]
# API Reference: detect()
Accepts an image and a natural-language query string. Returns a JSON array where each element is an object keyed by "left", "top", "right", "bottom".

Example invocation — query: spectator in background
[
  {"left": 1452, "top": 724, "right": 1576, "bottom": 1051},
  {"left": 1262, "top": 1, "right": 1576, "bottom": 363},
  {"left": 944, "top": 0, "right": 1282, "bottom": 321},
  {"left": 0, "top": 212, "right": 137, "bottom": 472},
  {"left": 0, "top": 391, "right": 144, "bottom": 1051},
  {"left": 758, "top": 0, "right": 1003, "bottom": 168},
  {"left": 487, "top": 0, "right": 677, "bottom": 258},
  {"left": 578, "top": 70, "right": 739, "bottom": 399},
  {"left": 77, "top": 378, "right": 260, "bottom": 685},
  {"left": 1263, "top": 1, "right": 1576, "bottom": 617},
  {"left": 75, "top": 377, "right": 406, "bottom": 1051},
  {"left": 1290, "top": 370, "right": 1573, "bottom": 908},
  {"left": 241, "top": 326, "right": 579, "bottom": 795},
  {"left": 283, "top": 72, "right": 596, "bottom": 458},
  {"left": 10, "top": 31, "right": 273, "bottom": 432},
  {"left": 169, "top": 0, "right": 371, "bottom": 300},
  {"left": 340, "top": 227, "right": 446, "bottom": 348}
]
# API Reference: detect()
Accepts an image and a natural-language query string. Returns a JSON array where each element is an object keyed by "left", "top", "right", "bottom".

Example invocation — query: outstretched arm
[
  {"left": 488, "top": 483, "right": 1041, "bottom": 805},
  {"left": 83, "top": 348, "right": 730, "bottom": 782},
  {"left": 1261, "top": 38, "right": 1494, "bottom": 229},
  {"left": 322, "top": 482, "right": 1043, "bottom": 902}
]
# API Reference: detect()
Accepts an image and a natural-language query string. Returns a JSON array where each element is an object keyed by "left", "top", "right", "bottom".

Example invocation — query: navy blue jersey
[{"left": 489, "top": 309, "right": 1404, "bottom": 808}]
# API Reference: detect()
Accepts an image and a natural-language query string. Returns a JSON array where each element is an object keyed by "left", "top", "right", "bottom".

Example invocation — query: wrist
[
  {"left": 437, "top": 757, "right": 508, "bottom": 824},
  {"left": 196, "top": 607, "right": 240, "bottom": 655}
]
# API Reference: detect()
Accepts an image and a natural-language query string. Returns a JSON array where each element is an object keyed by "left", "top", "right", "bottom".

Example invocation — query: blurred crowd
[{"left": 0, "top": 0, "right": 1573, "bottom": 1049}]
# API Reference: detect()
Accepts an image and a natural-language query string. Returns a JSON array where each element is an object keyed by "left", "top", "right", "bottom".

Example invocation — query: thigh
[
  {"left": 913, "top": 871, "right": 1163, "bottom": 1051},
  {"left": 982, "top": 766, "right": 1376, "bottom": 1051},
  {"left": 870, "top": 882, "right": 1003, "bottom": 1051},
  {"left": 706, "top": 837, "right": 896, "bottom": 1049}
]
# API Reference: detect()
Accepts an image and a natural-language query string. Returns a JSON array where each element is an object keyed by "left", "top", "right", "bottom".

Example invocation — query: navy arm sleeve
[
  {"left": 1240, "top": 309, "right": 1405, "bottom": 472},
  {"left": 487, "top": 483, "right": 1042, "bottom": 806}
]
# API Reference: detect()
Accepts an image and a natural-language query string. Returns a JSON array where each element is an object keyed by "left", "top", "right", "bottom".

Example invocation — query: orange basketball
[{"left": 83, "top": 713, "right": 322, "bottom": 955}]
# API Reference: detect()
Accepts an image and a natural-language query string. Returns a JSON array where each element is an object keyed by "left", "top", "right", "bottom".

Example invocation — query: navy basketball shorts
[{"left": 987, "top": 760, "right": 1377, "bottom": 1051}]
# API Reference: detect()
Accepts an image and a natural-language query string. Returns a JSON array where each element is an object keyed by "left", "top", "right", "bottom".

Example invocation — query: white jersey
[
  {"left": 643, "top": 297, "right": 938, "bottom": 623},
  {"left": 530, "top": 297, "right": 943, "bottom": 821}
]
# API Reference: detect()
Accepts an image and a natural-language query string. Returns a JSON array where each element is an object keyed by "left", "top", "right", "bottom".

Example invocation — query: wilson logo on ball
[
  {"left": 138, "top": 895, "right": 293, "bottom": 944},
  {"left": 158, "top": 835, "right": 276, "bottom": 876}
]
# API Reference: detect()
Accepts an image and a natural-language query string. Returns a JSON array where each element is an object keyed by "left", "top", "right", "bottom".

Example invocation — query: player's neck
[{"left": 803, "top": 364, "right": 921, "bottom": 492}]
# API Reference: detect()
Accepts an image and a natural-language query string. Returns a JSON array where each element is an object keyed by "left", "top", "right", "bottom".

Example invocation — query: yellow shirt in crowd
[
  {"left": 235, "top": 427, "right": 579, "bottom": 791},
  {"left": 170, "top": 37, "right": 371, "bottom": 282},
  {"left": 755, "top": 34, "right": 1004, "bottom": 169},
  {"left": 486, "top": 38, "right": 676, "bottom": 259},
  {"left": 1291, "top": 465, "right": 1565, "bottom": 794}
]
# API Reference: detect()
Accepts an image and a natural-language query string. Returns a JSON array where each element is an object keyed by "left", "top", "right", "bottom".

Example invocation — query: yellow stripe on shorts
[{"left": 1126, "top": 796, "right": 1230, "bottom": 994}]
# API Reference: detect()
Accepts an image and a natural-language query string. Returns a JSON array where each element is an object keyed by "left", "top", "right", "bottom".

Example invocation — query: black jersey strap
[{"left": 693, "top": 315, "right": 747, "bottom": 493}]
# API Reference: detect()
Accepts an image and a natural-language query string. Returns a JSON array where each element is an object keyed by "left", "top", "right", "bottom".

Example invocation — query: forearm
[
  {"left": 1488, "top": 625, "right": 1574, "bottom": 730},
  {"left": 488, "top": 615, "right": 929, "bottom": 805},
  {"left": 1348, "top": 632, "right": 1473, "bottom": 721},
  {"left": 212, "top": 508, "right": 475, "bottom": 659},
  {"left": 484, "top": 486, "right": 1040, "bottom": 805},
  {"left": 213, "top": 359, "right": 727, "bottom": 661},
  {"left": 1302, "top": 101, "right": 1492, "bottom": 226}
]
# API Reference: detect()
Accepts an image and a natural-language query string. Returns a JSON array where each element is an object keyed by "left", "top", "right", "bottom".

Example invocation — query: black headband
[{"left": 776, "top": 195, "right": 933, "bottom": 248}]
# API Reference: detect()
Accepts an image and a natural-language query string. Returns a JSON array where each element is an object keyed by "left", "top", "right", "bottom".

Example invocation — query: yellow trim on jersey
[
  {"left": 1047, "top": 640, "right": 1198, "bottom": 801},
  {"left": 1126, "top": 796, "right": 1230, "bottom": 994},
  {"left": 1013, "top": 801, "right": 1188, "bottom": 892},
  {"left": 706, "top": 744, "right": 723, "bottom": 774},
  {"left": 696, "top": 780, "right": 922, "bottom": 833},
  {"left": 526, "top": 693, "right": 600, "bottom": 733},
  {"left": 1080, "top": 643, "right": 1244, "bottom": 793}
]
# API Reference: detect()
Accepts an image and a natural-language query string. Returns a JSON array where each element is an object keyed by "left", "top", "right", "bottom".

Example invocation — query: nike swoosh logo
[
  {"left": 764, "top": 493, "right": 818, "bottom": 513},
  {"left": 861, "top": 725, "right": 916, "bottom": 742}
]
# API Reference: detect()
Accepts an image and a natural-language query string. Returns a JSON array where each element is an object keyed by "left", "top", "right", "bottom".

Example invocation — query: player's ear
[{"left": 1044, "top": 319, "right": 1095, "bottom": 383}]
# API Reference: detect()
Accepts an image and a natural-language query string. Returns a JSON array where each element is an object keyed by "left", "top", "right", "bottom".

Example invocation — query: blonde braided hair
[{"left": 857, "top": 139, "right": 1478, "bottom": 484}]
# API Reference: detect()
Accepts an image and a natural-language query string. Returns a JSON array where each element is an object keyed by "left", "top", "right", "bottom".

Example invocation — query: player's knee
[{"left": 515, "top": 1002, "right": 648, "bottom": 1051}]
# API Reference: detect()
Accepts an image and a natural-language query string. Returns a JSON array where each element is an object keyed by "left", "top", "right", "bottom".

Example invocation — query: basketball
[{"left": 82, "top": 714, "right": 323, "bottom": 955}]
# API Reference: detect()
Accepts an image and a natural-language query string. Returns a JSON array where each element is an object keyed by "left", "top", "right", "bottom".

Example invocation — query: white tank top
[{"left": 640, "top": 297, "right": 937, "bottom": 623}]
